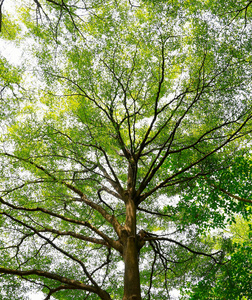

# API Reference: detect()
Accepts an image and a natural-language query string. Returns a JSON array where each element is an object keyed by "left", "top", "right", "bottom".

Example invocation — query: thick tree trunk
[
  {"left": 122, "top": 199, "right": 141, "bottom": 300},
  {"left": 123, "top": 236, "right": 141, "bottom": 300}
]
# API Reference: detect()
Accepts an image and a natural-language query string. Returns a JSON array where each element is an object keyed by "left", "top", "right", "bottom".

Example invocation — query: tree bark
[{"left": 122, "top": 199, "right": 141, "bottom": 300}]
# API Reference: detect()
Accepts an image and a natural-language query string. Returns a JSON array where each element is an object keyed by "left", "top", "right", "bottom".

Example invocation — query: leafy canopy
[{"left": 0, "top": 0, "right": 252, "bottom": 299}]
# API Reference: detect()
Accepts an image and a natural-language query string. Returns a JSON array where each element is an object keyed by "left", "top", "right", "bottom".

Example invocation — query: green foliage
[
  {"left": 0, "top": 12, "right": 21, "bottom": 40},
  {"left": 0, "top": 0, "right": 252, "bottom": 299},
  {"left": 184, "top": 218, "right": 252, "bottom": 300}
]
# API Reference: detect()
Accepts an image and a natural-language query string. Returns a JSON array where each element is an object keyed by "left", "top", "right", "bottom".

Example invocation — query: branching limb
[
  {"left": 0, "top": 197, "right": 122, "bottom": 252},
  {"left": 137, "top": 37, "right": 167, "bottom": 158},
  {"left": 97, "top": 149, "right": 124, "bottom": 197},
  {"left": 225, "top": 0, "right": 252, "bottom": 27},
  {"left": 137, "top": 206, "right": 172, "bottom": 217},
  {"left": 99, "top": 186, "right": 123, "bottom": 201},
  {"left": 2, "top": 212, "right": 101, "bottom": 288},
  {"left": 98, "top": 189, "right": 115, "bottom": 213},
  {"left": 147, "top": 242, "right": 157, "bottom": 300},
  {"left": 139, "top": 112, "right": 252, "bottom": 203},
  {"left": 90, "top": 248, "right": 111, "bottom": 277},
  {"left": 0, "top": 267, "right": 111, "bottom": 300},
  {"left": 1, "top": 153, "right": 124, "bottom": 238},
  {"left": 44, "top": 285, "right": 79, "bottom": 300},
  {"left": 204, "top": 176, "right": 252, "bottom": 204},
  {"left": 144, "top": 234, "right": 223, "bottom": 264},
  {"left": 38, "top": 227, "right": 110, "bottom": 247}
]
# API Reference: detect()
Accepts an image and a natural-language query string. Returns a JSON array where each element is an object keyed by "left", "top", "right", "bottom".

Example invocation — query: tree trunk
[
  {"left": 122, "top": 199, "right": 141, "bottom": 300},
  {"left": 123, "top": 236, "right": 141, "bottom": 300}
]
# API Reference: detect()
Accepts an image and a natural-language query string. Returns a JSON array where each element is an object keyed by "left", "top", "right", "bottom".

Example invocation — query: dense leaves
[
  {"left": 185, "top": 218, "right": 252, "bottom": 300},
  {"left": 0, "top": 0, "right": 252, "bottom": 299}
]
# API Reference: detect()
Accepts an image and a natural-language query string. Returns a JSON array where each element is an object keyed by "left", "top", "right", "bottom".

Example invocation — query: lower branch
[
  {"left": 144, "top": 234, "right": 223, "bottom": 264},
  {"left": 0, "top": 268, "right": 112, "bottom": 300},
  {"left": 44, "top": 285, "right": 79, "bottom": 300}
]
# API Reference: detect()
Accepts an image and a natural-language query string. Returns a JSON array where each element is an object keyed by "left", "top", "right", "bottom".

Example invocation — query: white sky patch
[
  {"left": 28, "top": 292, "right": 47, "bottom": 300},
  {"left": 0, "top": 39, "right": 23, "bottom": 65}
]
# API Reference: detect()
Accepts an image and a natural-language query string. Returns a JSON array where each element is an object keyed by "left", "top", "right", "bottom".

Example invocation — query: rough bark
[
  {"left": 122, "top": 235, "right": 141, "bottom": 300},
  {"left": 122, "top": 198, "right": 142, "bottom": 300}
]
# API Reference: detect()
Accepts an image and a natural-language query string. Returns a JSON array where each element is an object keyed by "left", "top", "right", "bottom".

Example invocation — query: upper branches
[
  {"left": 134, "top": 50, "right": 252, "bottom": 202},
  {"left": 137, "top": 111, "right": 252, "bottom": 204}
]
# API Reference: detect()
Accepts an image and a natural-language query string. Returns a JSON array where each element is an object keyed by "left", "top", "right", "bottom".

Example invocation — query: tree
[
  {"left": 184, "top": 217, "right": 252, "bottom": 300},
  {"left": 0, "top": 0, "right": 252, "bottom": 299}
]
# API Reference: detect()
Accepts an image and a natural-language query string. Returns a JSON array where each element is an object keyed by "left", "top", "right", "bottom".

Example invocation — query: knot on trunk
[{"left": 136, "top": 229, "right": 146, "bottom": 251}]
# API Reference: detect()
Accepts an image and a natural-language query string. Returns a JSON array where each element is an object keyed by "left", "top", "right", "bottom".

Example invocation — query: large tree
[{"left": 0, "top": 0, "right": 252, "bottom": 299}]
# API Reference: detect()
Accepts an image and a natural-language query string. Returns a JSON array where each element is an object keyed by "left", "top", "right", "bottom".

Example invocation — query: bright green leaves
[
  {"left": 0, "top": 55, "right": 22, "bottom": 88},
  {"left": 185, "top": 218, "right": 252, "bottom": 300},
  {"left": 220, "top": 156, "right": 252, "bottom": 201},
  {"left": 0, "top": 56, "right": 23, "bottom": 131},
  {"left": 172, "top": 152, "right": 252, "bottom": 246},
  {"left": 0, "top": 10, "right": 21, "bottom": 40}
]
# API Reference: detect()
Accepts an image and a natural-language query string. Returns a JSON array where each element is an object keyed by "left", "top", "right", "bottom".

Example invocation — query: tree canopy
[{"left": 0, "top": 0, "right": 252, "bottom": 299}]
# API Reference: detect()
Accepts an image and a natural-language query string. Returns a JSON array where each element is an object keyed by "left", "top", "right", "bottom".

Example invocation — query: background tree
[
  {"left": 0, "top": 0, "right": 252, "bottom": 299},
  {"left": 184, "top": 216, "right": 252, "bottom": 300}
]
